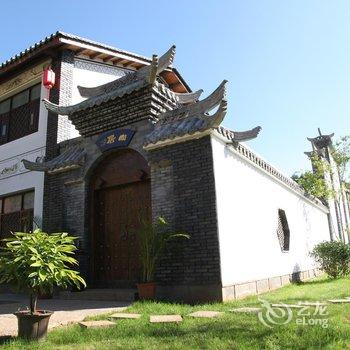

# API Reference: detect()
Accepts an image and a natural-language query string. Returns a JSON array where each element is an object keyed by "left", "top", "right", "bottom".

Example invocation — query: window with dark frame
[
  {"left": 0, "top": 191, "right": 35, "bottom": 239},
  {"left": 0, "top": 84, "right": 41, "bottom": 145},
  {"left": 276, "top": 209, "right": 290, "bottom": 252}
]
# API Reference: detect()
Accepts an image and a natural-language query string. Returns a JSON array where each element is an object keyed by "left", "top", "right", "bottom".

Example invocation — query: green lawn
[{"left": 2, "top": 277, "right": 350, "bottom": 350}]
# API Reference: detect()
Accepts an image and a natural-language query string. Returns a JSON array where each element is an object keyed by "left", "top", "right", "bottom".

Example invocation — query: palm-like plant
[
  {"left": 138, "top": 217, "right": 189, "bottom": 283},
  {"left": 0, "top": 229, "right": 86, "bottom": 314}
]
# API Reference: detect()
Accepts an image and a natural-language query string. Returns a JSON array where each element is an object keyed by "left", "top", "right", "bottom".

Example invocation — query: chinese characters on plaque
[{"left": 96, "top": 129, "right": 135, "bottom": 152}]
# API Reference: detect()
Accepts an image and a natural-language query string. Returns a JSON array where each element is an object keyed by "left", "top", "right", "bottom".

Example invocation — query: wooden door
[{"left": 92, "top": 149, "right": 151, "bottom": 288}]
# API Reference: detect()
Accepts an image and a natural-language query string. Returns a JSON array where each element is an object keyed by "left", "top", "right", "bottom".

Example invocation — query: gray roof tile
[{"left": 22, "top": 146, "right": 85, "bottom": 173}]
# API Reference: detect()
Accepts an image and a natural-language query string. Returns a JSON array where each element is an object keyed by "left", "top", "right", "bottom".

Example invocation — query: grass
[{"left": 2, "top": 277, "right": 350, "bottom": 349}]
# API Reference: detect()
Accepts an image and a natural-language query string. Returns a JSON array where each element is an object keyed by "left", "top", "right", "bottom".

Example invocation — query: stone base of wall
[
  {"left": 222, "top": 268, "right": 323, "bottom": 301},
  {"left": 156, "top": 284, "right": 222, "bottom": 304},
  {"left": 156, "top": 268, "right": 323, "bottom": 303}
]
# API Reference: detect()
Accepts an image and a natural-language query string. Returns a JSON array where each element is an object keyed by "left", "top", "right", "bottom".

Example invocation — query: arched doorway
[{"left": 90, "top": 149, "right": 151, "bottom": 287}]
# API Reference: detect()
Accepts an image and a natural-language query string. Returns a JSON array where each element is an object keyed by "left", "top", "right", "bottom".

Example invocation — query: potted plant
[
  {"left": 137, "top": 217, "right": 189, "bottom": 300},
  {"left": 0, "top": 229, "right": 86, "bottom": 341}
]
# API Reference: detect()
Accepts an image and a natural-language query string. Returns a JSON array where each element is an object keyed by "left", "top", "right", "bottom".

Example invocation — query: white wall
[
  {"left": 72, "top": 58, "right": 130, "bottom": 104},
  {"left": 211, "top": 134, "right": 330, "bottom": 287},
  {"left": 58, "top": 58, "right": 131, "bottom": 141}
]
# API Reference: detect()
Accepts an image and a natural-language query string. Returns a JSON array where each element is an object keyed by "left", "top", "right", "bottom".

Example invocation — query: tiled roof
[
  {"left": 1, "top": 31, "right": 150, "bottom": 70},
  {"left": 44, "top": 77, "right": 148, "bottom": 115},
  {"left": 22, "top": 146, "right": 85, "bottom": 174},
  {"left": 43, "top": 46, "right": 201, "bottom": 117},
  {"left": 145, "top": 113, "right": 219, "bottom": 145},
  {"left": 144, "top": 81, "right": 228, "bottom": 146}
]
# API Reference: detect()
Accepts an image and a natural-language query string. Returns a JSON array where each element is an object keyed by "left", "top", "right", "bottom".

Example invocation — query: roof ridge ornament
[
  {"left": 307, "top": 128, "right": 334, "bottom": 150},
  {"left": 144, "top": 81, "right": 233, "bottom": 147},
  {"left": 144, "top": 80, "right": 263, "bottom": 148},
  {"left": 158, "top": 80, "right": 228, "bottom": 124},
  {"left": 205, "top": 98, "right": 228, "bottom": 127},
  {"left": 148, "top": 54, "right": 159, "bottom": 84},
  {"left": 220, "top": 126, "right": 262, "bottom": 143},
  {"left": 174, "top": 89, "right": 203, "bottom": 104}
]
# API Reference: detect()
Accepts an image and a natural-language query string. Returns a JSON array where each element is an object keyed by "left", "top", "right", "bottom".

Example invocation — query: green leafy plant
[
  {"left": 293, "top": 154, "right": 335, "bottom": 199},
  {"left": 292, "top": 170, "right": 334, "bottom": 199},
  {"left": 332, "top": 135, "right": 350, "bottom": 183},
  {"left": 0, "top": 230, "right": 86, "bottom": 314},
  {"left": 138, "top": 217, "right": 189, "bottom": 283},
  {"left": 293, "top": 135, "right": 350, "bottom": 199},
  {"left": 310, "top": 241, "right": 350, "bottom": 278}
]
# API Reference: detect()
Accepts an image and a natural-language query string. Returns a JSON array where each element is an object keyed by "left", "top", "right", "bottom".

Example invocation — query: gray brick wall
[
  {"left": 70, "top": 85, "right": 176, "bottom": 137},
  {"left": 57, "top": 50, "right": 75, "bottom": 143},
  {"left": 41, "top": 75, "right": 223, "bottom": 300},
  {"left": 43, "top": 50, "right": 75, "bottom": 232},
  {"left": 148, "top": 136, "right": 221, "bottom": 287}
]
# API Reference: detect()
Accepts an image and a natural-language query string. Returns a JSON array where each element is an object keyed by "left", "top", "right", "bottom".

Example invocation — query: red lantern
[{"left": 43, "top": 68, "right": 55, "bottom": 89}]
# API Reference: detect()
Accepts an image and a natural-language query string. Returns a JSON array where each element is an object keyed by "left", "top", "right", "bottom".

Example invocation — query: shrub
[
  {"left": 310, "top": 241, "right": 350, "bottom": 278},
  {"left": 0, "top": 230, "right": 86, "bottom": 313}
]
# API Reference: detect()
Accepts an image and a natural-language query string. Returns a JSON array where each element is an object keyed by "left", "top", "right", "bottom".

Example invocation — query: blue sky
[{"left": 1, "top": 1, "right": 349, "bottom": 175}]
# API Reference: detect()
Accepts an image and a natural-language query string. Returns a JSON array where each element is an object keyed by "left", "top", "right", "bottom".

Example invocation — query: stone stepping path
[
  {"left": 188, "top": 311, "right": 224, "bottom": 318},
  {"left": 328, "top": 299, "right": 350, "bottom": 304},
  {"left": 150, "top": 315, "right": 183, "bottom": 323},
  {"left": 79, "top": 320, "right": 115, "bottom": 329},
  {"left": 229, "top": 307, "right": 261, "bottom": 314},
  {"left": 74, "top": 297, "right": 350, "bottom": 329},
  {"left": 272, "top": 303, "right": 303, "bottom": 309},
  {"left": 110, "top": 313, "right": 141, "bottom": 320}
]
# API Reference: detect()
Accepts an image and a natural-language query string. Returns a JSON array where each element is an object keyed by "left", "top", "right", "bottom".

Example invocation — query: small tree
[
  {"left": 292, "top": 154, "right": 335, "bottom": 199},
  {"left": 310, "top": 241, "right": 350, "bottom": 278},
  {"left": 293, "top": 135, "right": 350, "bottom": 199},
  {"left": 138, "top": 217, "right": 189, "bottom": 283},
  {"left": 332, "top": 135, "right": 350, "bottom": 183},
  {"left": 0, "top": 230, "right": 86, "bottom": 314}
]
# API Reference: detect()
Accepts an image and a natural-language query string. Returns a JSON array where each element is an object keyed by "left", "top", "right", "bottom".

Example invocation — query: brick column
[{"left": 147, "top": 136, "right": 222, "bottom": 302}]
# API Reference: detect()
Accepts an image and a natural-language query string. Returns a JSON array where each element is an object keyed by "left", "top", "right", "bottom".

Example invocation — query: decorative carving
[
  {"left": 74, "top": 59, "right": 129, "bottom": 76},
  {"left": 174, "top": 90, "right": 203, "bottom": 104},
  {"left": 0, "top": 148, "right": 45, "bottom": 179},
  {"left": 0, "top": 60, "right": 50, "bottom": 97},
  {"left": 217, "top": 126, "right": 262, "bottom": 143}
]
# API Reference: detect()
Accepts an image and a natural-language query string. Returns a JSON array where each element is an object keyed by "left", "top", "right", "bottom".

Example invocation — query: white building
[
  {"left": 0, "top": 32, "right": 188, "bottom": 238},
  {"left": 1, "top": 32, "right": 348, "bottom": 302}
]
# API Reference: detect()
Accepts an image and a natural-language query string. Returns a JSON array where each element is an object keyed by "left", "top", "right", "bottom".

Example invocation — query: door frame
[{"left": 87, "top": 148, "right": 151, "bottom": 287}]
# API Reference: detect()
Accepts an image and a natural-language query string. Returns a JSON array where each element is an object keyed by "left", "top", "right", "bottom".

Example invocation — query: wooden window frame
[
  {"left": 0, "top": 84, "right": 41, "bottom": 145},
  {"left": 0, "top": 190, "right": 35, "bottom": 239}
]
